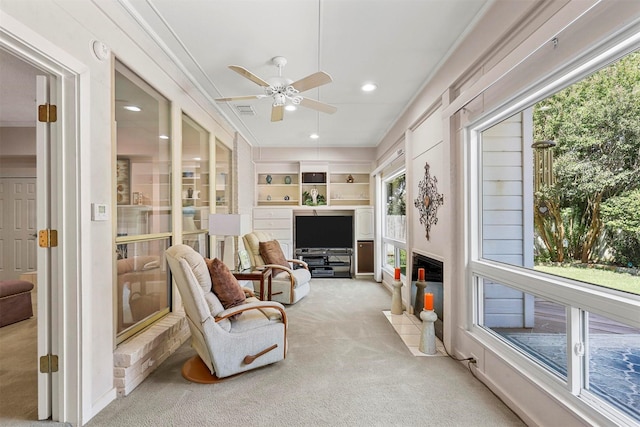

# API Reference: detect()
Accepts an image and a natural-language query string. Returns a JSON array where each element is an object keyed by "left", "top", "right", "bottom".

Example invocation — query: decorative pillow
[
  {"left": 206, "top": 258, "right": 246, "bottom": 311},
  {"left": 259, "top": 240, "right": 289, "bottom": 274}
]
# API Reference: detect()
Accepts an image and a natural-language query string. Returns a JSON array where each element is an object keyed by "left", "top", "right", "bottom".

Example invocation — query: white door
[
  {"left": 36, "top": 74, "right": 53, "bottom": 420},
  {"left": 0, "top": 178, "right": 37, "bottom": 280}
]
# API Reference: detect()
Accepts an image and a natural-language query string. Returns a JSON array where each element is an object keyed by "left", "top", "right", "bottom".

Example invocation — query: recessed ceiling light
[
  {"left": 123, "top": 105, "right": 142, "bottom": 112},
  {"left": 159, "top": 134, "right": 169, "bottom": 140},
  {"left": 361, "top": 83, "right": 377, "bottom": 92},
  {"left": 285, "top": 105, "right": 297, "bottom": 112},
  {"left": 310, "top": 133, "right": 319, "bottom": 140}
]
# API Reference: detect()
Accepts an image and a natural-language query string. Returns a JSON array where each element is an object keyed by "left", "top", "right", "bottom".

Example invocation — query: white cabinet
[
  {"left": 252, "top": 207, "right": 293, "bottom": 258},
  {"left": 354, "top": 207, "right": 375, "bottom": 276},
  {"left": 355, "top": 207, "right": 374, "bottom": 240}
]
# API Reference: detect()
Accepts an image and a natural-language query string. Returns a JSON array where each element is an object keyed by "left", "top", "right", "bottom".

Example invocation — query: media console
[{"left": 295, "top": 248, "right": 353, "bottom": 278}]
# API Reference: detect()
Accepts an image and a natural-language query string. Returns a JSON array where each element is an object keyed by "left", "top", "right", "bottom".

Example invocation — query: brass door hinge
[
  {"left": 39, "top": 354, "right": 59, "bottom": 373},
  {"left": 39, "top": 229, "right": 58, "bottom": 248},
  {"left": 38, "top": 104, "right": 57, "bottom": 123}
]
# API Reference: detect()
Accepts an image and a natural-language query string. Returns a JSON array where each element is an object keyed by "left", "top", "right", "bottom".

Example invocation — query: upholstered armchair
[
  {"left": 242, "top": 231, "right": 311, "bottom": 305},
  {"left": 166, "top": 244, "right": 287, "bottom": 382}
]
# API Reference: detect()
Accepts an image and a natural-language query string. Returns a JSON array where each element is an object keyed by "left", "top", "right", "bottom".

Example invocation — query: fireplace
[{"left": 411, "top": 253, "right": 444, "bottom": 341}]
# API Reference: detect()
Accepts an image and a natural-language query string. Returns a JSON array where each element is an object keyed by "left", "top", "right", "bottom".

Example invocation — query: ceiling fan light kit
[{"left": 215, "top": 56, "right": 337, "bottom": 122}]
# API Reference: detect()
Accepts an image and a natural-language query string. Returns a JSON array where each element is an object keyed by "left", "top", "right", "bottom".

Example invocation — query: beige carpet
[{"left": 84, "top": 278, "right": 525, "bottom": 427}]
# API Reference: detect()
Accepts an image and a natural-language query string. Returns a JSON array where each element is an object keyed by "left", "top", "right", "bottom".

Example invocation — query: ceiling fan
[{"left": 215, "top": 56, "right": 337, "bottom": 122}]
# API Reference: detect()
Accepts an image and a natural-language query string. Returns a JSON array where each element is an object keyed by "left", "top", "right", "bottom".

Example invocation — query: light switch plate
[{"left": 91, "top": 203, "right": 109, "bottom": 221}]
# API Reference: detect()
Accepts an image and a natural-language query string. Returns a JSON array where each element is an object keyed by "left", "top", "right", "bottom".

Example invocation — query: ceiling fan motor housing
[{"left": 265, "top": 77, "right": 300, "bottom": 106}]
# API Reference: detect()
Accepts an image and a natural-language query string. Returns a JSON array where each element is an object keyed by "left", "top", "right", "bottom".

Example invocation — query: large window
[
  {"left": 115, "top": 62, "right": 172, "bottom": 342},
  {"left": 471, "top": 49, "right": 640, "bottom": 425},
  {"left": 383, "top": 171, "right": 407, "bottom": 275}
]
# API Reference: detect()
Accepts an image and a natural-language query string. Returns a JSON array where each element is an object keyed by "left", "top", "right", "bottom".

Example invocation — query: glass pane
[
  {"left": 384, "top": 174, "right": 406, "bottom": 241},
  {"left": 480, "top": 277, "right": 568, "bottom": 380},
  {"left": 115, "top": 61, "right": 172, "bottom": 340},
  {"left": 384, "top": 243, "right": 395, "bottom": 271},
  {"left": 480, "top": 51, "right": 640, "bottom": 297},
  {"left": 215, "top": 141, "right": 232, "bottom": 213},
  {"left": 182, "top": 114, "right": 210, "bottom": 256},
  {"left": 586, "top": 312, "right": 640, "bottom": 422},
  {"left": 115, "top": 64, "right": 171, "bottom": 235},
  {"left": 399, "top": 248, "right": 407, "bottom": 276},
  {"left": 116, "top": 238, "right": 170, "bottom": 335}
]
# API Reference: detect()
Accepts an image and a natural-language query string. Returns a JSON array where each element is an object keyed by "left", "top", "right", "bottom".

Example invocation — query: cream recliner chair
[
  {"left": 243, "top": 231, "right": 311, "bottom": 305},
  {"left": 166, "top": 244, "right": 287, "bottom": 382}
]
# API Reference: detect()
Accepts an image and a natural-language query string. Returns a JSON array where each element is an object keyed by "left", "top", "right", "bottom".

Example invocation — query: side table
[{"left": 232, "top": 267, "right": 272, "bottom": 300}]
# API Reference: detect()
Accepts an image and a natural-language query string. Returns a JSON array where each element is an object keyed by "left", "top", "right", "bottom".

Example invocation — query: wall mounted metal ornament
[{"left": 414, "top": 162, "right": 444, "bottom": 240}]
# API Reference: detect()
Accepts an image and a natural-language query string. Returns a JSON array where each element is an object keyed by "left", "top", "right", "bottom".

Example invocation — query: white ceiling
[{"left": 0, "top": 0, "right": 491, "bottom": 149}]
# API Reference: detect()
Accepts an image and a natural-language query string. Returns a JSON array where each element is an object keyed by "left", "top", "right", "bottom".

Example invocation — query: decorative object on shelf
[
  {"left": 266, "top": 174, "right": 272, "bottom": 184},
  {"left": 284, "top": 175, "right": 292, "bottom": 184},
  {"left": 187, "top": 187, "right": 193, "bottom": 198},
  {"left": 266, "top": 195, "right": 272, "bottom": 201},
  {"left": 302, "top": 190, "right": 326, "bottom": 206},
  {"left": 310, "top": 188, "right": 319, "bottom": 205},
  {"left": 414, "top": 162, "right": 444, "bottom": 240},
  {"left": 182, "top": 171, "right": 195, "bottom": 178},
  {"left": 284, "top": 195, "right": 290, "bottom": 201},
  {"left": 346, "top": 174, "right": 354, "bottom": 183},
  {"left": 116, "top": 158, "right": 130, "bottom": 205}
]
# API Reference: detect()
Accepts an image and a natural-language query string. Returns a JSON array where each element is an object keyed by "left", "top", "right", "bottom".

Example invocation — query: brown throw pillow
[
  {"left": 206, "top": 258, "right": 246, "bottom": 311},
  {"left": 259, "top": 240, "right": 289, "bottom": 275}
]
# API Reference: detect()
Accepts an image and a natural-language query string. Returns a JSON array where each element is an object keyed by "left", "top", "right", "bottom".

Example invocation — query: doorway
[{"left": 0, "top": 49, "right": 46, "bottom": 421}]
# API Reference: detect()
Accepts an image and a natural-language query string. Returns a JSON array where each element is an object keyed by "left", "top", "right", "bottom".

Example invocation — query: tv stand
[{"left": 295, "top": 248, "right": 352, "bottom": 278}]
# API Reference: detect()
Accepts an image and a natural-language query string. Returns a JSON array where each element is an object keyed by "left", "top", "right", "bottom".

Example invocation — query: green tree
[
  {"left": 386, "top": 175, "right": 406, "bottom": 215},
  {"left": 601, "top": 189, "right": 640, "bottom": 266},
  {"left": 533, "top": 51, "right": 640, "bottom": 263}
]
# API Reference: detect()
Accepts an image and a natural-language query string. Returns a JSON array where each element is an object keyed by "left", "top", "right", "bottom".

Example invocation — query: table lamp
[{"left": 209, "top": 214, "right": 241, "bottom": 269}]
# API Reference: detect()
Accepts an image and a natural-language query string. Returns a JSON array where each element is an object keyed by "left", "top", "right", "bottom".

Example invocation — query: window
[
  {"left": 115, "top": 62, "right": 172, "bottom": 342},
  {"left": 470, "top": 48, "right": 640, "bottom": 424},
  {"left": 215, "top": 140, "right": 232, "bottom": 213},
  {"left": 382, "top": 171, "right": 407, "bottom": 275},
  {"left": 182, "top": 114, "right": 210, "bottom": 256}
]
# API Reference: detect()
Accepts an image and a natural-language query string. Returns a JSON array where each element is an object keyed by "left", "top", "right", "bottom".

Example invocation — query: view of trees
[{"left": 532, "top": 50, "right": 640, "bottom": 266}]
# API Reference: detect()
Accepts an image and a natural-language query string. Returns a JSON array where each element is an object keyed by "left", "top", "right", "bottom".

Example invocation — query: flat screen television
[{"left": 295, "top": 215, "right": 353, "bottom": 249}]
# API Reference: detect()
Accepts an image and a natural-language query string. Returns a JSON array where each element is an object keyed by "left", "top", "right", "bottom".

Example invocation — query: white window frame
[
  {"left": 465, "top": 39, "right": 640, "bottom": 426},
  {"left": 381, "top": 169, "right": 407, "bottom": 277}
]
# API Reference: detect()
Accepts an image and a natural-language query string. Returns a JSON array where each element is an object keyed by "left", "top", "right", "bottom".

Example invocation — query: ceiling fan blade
[
  {"left": 271, "top": 105, "right": 284, "bottom": 122},
  {"left": 229, "top": 65, "right": 270, "bottom": 87},
  {"left": 291, "top": 71, "right": 332, "bottom": 92},
  {"left": 215, "top": 95, "right": 266, "bottom": 102},
  {"left": 300, "top": 98, "right": 337, "bottom": 114}
]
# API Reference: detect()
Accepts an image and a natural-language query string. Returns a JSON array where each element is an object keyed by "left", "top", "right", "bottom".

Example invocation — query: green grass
[{"left": 535, "top": 265, "right": 640, "bottom": 294}]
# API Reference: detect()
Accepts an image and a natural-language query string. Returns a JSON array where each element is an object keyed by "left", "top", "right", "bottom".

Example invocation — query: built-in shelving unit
[
  {"left": 182, "top": 165, "right": 209, "bottom": 229},
  {"left": 255, "top": 162, "right": 372, "bottom": 207},
  {"left": 257, "top": 173, "right": 299, "bottom": 206},
  {"left": 329, "top": 173, "right": 370, "bottom": 206}
]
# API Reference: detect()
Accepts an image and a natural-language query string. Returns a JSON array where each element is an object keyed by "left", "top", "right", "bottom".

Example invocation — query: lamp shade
[{"left": 209, "top": 214, "right": 242, "bottom": 236}]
